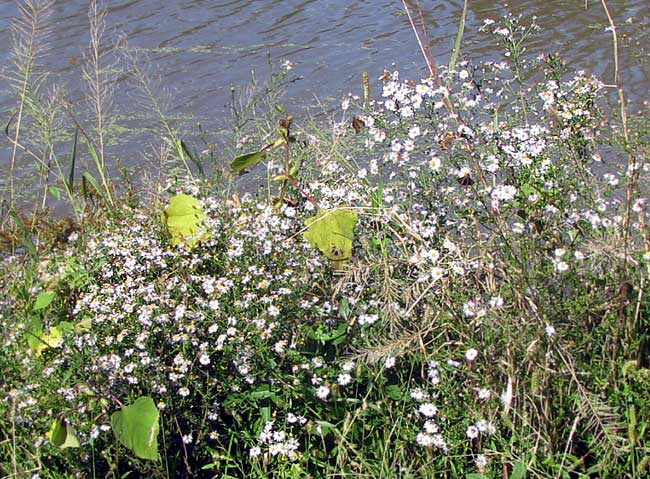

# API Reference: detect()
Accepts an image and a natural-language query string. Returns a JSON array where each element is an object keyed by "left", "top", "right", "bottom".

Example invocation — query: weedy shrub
[{"left": 2, "top": 10, "right": 650, "bottom": 479}]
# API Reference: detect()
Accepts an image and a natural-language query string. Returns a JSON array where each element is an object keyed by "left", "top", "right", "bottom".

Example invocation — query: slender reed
[
  {"left": 6, "top": 0, "right": 54, "bottom": 210},
  {"left": 83, "top": 0, "right": 115, "bottom": 207}
]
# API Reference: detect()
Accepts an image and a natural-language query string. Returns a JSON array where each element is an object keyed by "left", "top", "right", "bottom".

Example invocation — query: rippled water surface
[{"left": 1, "top": 0, "right": 648, "bottom": 172}]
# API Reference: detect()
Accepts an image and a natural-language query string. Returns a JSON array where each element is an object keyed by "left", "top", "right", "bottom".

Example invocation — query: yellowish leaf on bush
[
  {"left": 163, "top": 194, "right": 210, "bottom": 248},
  {"left": 303, "top": 208, "right": 358, "bottom": 268}
]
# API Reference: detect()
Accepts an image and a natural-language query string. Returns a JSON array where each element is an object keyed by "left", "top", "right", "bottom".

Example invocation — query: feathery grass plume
[
  {"left": 123, "top": 46, "right": 196, "bottom": 179},
  {"left": 81, "top": 0, "right": 116, "bottom": 207},
  {"left": 5, "top": 0, "right": 54, "bottom": 211}
]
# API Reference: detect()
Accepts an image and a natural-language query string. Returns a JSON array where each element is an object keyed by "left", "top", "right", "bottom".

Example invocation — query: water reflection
[{"left": 0, "top": 0, "right": 647, "bottom": 170}]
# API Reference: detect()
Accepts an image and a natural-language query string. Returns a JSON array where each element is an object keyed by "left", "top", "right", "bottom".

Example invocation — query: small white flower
[
  {"left": 555, "top": 260, "right": 569, "bottom": 272},
  {"left": 337, "top": 373, "right": 352, "bottom": 386},
  {"left": 410, "top": 388, "right": 428, "bottom": 401},
  {"left": 249, "top": 446, "right": 262, "bottom": 457},
  {"left": 465, "top": 348, "right": 479, "bottom": 362},
  {"left": 545, "top": 324, "right": 556, "bottom": 337},
  {"left": 431, "top": 267, "right": 445, "bottom": 282},
  {"left": 477, "top": 388, "right": 491, "bottom": 400},
  {"left": 416, "top": 432, "right": 434, "bottom": 447},
  {"left": 198, "top": 353, "right": 211, "bottom": 365},
  {"left": 418, "top": 402, "right": 438, "bottom": 417},
  {"left": 425, "top": 249, "right": 440, "bottom": 263},
  {"left": 384, "top": 356, "right": 396, "bottom": 369},
  {"left": 178, "top": 387, "right": 190, "bottom": 397},
  {"left": 316, "top": 385, "right": 330, "bottom": 399},
  {"left": 341, "top": 360, "right": 355, "bottom": 372},
  {"left": 489, "top": 296, "right": 503, "bottom": 308},
  {"left": 466, "top": 425, "right": 479, "bottom": 439},
  {"left": 475, "top": 454, "right": 489, "bottom": 470},
  {"left": 423, "top": 420, "right": 439, "bottom": 434},
  {"left": 182, "top": 433, "right": 193, "bottom": 444}
]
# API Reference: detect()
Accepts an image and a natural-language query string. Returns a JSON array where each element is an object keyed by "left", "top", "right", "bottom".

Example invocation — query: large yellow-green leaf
[
  {"left": 111, "top": 396, "right": 159, "bottom": 461},
  {"left": 48, "top": 418, "right": 81, "bottom": 449},
  {"left": 31, "top": 321, "right": 73, "bottom": 356},
  {"left": 303, "top": 208, "right": 358, "bottom": 267},
  {"left": 163, "top": 194, "right": 210, "bottom": 247}
]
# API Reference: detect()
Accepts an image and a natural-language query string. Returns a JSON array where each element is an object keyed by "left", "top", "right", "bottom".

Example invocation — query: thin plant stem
[{"left": 600, "top": 0, "right": 635, "bottom": 269}]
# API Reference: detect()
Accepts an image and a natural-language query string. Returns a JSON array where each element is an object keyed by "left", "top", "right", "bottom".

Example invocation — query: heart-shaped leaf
[
  {"left": 163, "top": 194, "right": 210, "bottom": 248},
  {"left": 303, "top": 208, "right": 358, "bottom": 266},
  {"left": 111, "top": 396, "right": 159, "bottom": 461}
]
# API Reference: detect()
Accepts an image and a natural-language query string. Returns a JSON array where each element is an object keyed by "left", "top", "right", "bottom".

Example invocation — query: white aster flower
[
  {"left": 418, "top": 402, "right": 438, "bottom": 417},
  {"left": 316, "top": 385, "right": 330, "bottom": 399},
  {"left": 337, "top": 373, "right": 352, "bottom": 386},
  {"left": 465, "top": 348, "right": 479, "bottom": 361}
]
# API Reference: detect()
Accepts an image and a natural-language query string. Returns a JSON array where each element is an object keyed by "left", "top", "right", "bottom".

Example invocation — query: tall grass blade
[
  {"left": 447, "top": 0, "right": 468, "bottom": 81},
  {"left": 7, "top": 208, "right": 37, "bottom": 258},
  {"left": 4, "top": 111, "right": 18, "bottom": 137},
  {"left": 67, "top": 127, "right": 78, "bottom": 191}
]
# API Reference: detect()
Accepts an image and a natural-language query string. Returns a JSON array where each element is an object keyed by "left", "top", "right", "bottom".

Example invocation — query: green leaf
[
  {"left": 82, "top": 172, "right": 102, "bottom": 195},
  {"left": 511, "top": 461, "right": 528, "bottom": 479},
  {"left": 385, "top": 385, "right": 404, "bottom": 401},
  {"left": 48, "top": 418, "right": 66, "bottom": 446},
  {"left": 48, "top": 418, "right": 81, "bottom": 449},
  {"left": 8, "top": 209, "right": 37, "bottom": 258},
  {"left": 33, "top": 291, "right": 55, "bottom": 310},
  {"left": 315, "top": 420, "right": 336, "bottom": 437},
  {"left": 308, "top": 322, "right": 347, "bottom": 343},
  {"left": 163, "top": 194, "right": 210, "bottom": 248},
  {"left": 111, "top": 396, "right": 160, "bottom": 461},
  {"left": 465, "top": 474, "right": 487, "bottom": 479},
  {"left": 26, "top": 317, "right": 43, "bottom": 351},
  {"left": 447, "top": 0, "right": 468, "bottom": 81},
  {"left": 303, "top": 208, "right": 358, "bottom": 266},
  {"left": 230, "top": 150, "right": 267, "bottom": 174},
  {"left": 67, "top": 126, "right": 78, "bottom": 190},
  {"left": 49, "top": 186, "right": 62, "bottom": 201}
]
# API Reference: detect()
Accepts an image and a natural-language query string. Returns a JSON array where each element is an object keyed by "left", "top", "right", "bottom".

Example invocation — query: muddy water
[{"left": 0, "top": 0, "right": 648, "bottom": 177}]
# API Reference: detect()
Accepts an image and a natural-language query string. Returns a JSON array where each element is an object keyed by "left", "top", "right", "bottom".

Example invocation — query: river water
[{"left": 0, "top": 0, "right": 648, "bottom": 181}]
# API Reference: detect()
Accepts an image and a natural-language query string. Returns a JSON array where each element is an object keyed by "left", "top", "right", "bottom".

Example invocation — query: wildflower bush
[{"left": 2, "top": 12, "right": 650, "bottom": 479}]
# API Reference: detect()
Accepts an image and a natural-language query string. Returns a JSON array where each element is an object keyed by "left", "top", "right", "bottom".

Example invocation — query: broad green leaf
[
  {"left": 48, "top": 419, "right": 81, "bottom": 448},
  {"left": 48, "top": 418, "right": 66, "bottom": 446},
  {"left": 111, "top": 396, "right": 159, "bottom": 461},
  {"left": 230, "top": 150, "right": 267, "bottom": 174},
  {"left": 26, "top": 317, "right": 43, "bottom": 351},
  {"left": 385, "top": 384, "right": 404, "bottom": 401},
  {"left": 511, "top": 461, "right": 528, "bottom": 479},
  {"left": 34, "top": 291, "right": 55, "bottom": 310},
  {"left": 163, "top": 194, "right": 210, "bottom": 248},
  {"left": 303, "top": 208, "right": 358, "bottom": 266}
]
